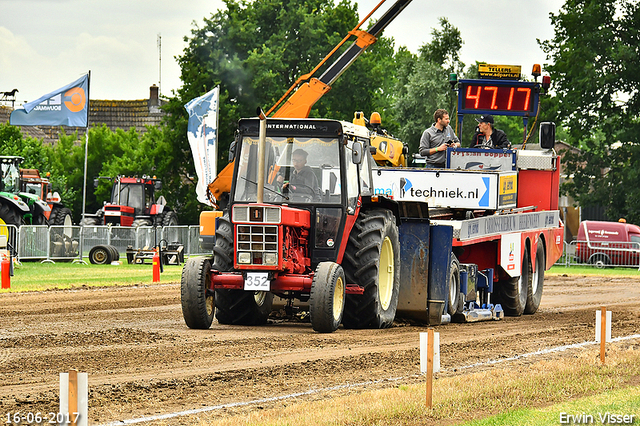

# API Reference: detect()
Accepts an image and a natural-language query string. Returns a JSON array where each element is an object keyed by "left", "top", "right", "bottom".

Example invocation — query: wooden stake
[
  {"left": 600, "top": 306, "right": 606, "bottom": 364},
  {"left": 426, "top": 328, "right": 434, "bottom": 408},
  {"left": 69, "top": 369, "right": 78, "bottom": 426}
]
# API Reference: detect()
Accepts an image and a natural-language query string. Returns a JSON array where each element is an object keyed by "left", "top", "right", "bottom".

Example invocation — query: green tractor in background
[{"left": 0, "top": 156, "right": 51, "bottom": 227}]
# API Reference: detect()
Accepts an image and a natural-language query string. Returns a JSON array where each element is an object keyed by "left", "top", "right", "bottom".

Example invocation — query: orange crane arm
[{"left": 206, "top": 0, "right": 413, "bottom": 208}]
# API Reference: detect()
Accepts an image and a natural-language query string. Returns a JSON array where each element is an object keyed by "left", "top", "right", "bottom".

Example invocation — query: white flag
[{"left": 185, "top": 87, "right": 220, "bottom": 206}]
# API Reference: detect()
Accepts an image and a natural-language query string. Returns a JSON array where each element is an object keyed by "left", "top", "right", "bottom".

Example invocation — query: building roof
[{"left": 1, "top": 85, "right": 167, "bottom": 145}]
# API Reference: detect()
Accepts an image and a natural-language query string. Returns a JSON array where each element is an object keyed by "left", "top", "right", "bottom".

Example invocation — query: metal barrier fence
[
  {"left": 554, "top": 240, "right": 640, "bottom": 269},
  {"left": 11, "top": 225, "right": 210, "bottom": 263}
]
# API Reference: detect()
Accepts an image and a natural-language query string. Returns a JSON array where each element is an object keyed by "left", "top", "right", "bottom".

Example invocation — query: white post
[
  {"left": 59, "top": 370, "right": 88, "bottom": 426},
  {"left": 420, "top": 330, "right": 440, "bottom": 409},
  {"left": 420, "top": 331, "right": 440, "bottom": 373}
]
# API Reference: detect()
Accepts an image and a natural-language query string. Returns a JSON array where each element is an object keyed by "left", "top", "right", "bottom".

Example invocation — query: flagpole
[
  {"left": 214, "top": 86, "right": 219, "bottom": 178},
  {"left": 81, "top": 70, "right": 91, "bottom": 222}
]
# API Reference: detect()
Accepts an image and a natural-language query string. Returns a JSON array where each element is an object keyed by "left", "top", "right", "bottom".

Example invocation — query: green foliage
[
  {"left": 541, "top": 0, "right": 640, "bottom": 219},
  {"left": 3, "top": 2, "right": 474, "bottom": 223},
  {"left": 391, "top": 17, "right": 463, "bottom": 155},
  {"left": 163, "top": 0, "right": 401, "bottom": 205},
  {"left": 0, "top": 123, "right": 48, "bottom": 169}
]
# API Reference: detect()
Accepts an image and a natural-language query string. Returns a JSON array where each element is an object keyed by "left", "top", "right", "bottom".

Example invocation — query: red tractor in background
[
  {"left": 19, "top": 168, "right": 73, "bottom": 226},
  {"left": 81, "top": 175, "right": 178, "bottom": 227}
]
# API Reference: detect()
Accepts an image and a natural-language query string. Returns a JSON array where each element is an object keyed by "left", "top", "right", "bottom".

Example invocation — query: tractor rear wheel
[
  {"left": 447, "top": 254, "right": 461, "bottom": 316},
  {"left": 80, "top": 216, "right": 100, "bottom": 226},
  {"left": 132, "top": 218, "right": 153, "bottom": 228},
  {"left": 162, "top": 210, "right": 178, "bottom": 226},
  {"left": 525, "top": 239, "right": 545, "bottom": 314},
  {"left": 342, "top": 209, "right": 400, "bottom": 329},
  {"left": 309, "top": 262, "right": 346, "bottom": 333},
  {"left": 181, "top": 256, "right": 215, "bottom": 329},
  {"left": 212, "top": 213, "right": 273, "bottom": 325},
  {"left": 0, "top": 203, "right": 22, "bottom": 227},
  {"left": 49, "top": 206, "right": 72, "bottom": 226},
  {"left": 495, "top": 245, "right": 530, "bottom": 316},
  {"left": 88, "top": 245, "right": 112, "bottom": 265}
]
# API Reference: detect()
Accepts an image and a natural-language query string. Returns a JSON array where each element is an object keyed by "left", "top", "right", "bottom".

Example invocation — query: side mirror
[
  {"left": 539, "top": 122, "right": 556, "bottom": 149},
  {"left": 352, "top": 141, "right": 363, "bottom": 164},
  {"left": 155, "top": 180, "right": 162, "bottom": 191}
]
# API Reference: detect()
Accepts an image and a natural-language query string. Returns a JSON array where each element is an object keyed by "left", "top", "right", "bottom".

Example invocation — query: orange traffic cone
[
  {"left": 152, "top": 251, "right": 160, "bottom": 283},
  {"left": 1, "top": 256, "right": 10, "bottom": 289}
]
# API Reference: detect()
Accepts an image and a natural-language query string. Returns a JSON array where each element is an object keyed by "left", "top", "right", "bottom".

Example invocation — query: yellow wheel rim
[
  {"left": 379, "top": 236, "right": 394, "bottom": 310},
  {"left": 0, "top": 219, "right": 9, "bottom": 240},
  {"left": 206, "top": 294, "right": 214, "bottom": 316},
  {"left": 333, "top": 276, "right": 344, "bottom": 321},
  {"left": 254, "top": 291, "right": 266, "bottom": 306}
]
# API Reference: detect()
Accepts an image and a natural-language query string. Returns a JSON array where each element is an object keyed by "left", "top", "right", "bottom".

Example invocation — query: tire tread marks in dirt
[
  {"left": 213, "top": 213, "right": 273, "bottom": 325},
  {"left": 181, "top": 256, "right": 214, "bottom": 329},
  {"left": 341, "top": 209, "right": 400, "bottom": 329}
]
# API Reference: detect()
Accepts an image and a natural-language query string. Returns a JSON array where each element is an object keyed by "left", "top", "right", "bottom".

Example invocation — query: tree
[
  {"left": 391, "top": 17, "right": 463, "bottom": 155},
  {"left": 540, "top": 0, "right": 640, "bottom": 220}
]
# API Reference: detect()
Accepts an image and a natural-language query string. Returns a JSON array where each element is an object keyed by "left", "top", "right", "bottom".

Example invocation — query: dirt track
[{"left": 1, "top": 273, "right": 640, "bottom": 425}]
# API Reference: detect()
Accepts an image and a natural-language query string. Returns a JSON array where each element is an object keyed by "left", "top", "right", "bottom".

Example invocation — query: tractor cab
[
  {"left": 1, "top": 157, "right": 22, "bottom": 194},
  {"left": 110, "top": 177, "right": 161, "bottom": 216},
  {"left": 0, "top": 156, "right": 50, "bottom": 225},
  {"left": 230, "top": 118, "right": 374, "bottom": 271},
  {"left": 84, "top": 175, "right": 171, "bottom": 227}
]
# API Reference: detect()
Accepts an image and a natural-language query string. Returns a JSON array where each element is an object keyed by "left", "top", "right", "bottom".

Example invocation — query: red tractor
[{"left": 81, "top": 175, "right": 178, "bottom": 227}]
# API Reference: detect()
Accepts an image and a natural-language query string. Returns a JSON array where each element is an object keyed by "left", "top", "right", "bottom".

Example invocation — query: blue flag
[
  {"left": 10, "top": 74, "right": 90, "bottom": 127},
  {"left": 185, "top": 86, "right": 219, "bottom": 206}
]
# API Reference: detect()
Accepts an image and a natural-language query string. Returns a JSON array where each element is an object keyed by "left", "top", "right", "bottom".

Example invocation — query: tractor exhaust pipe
[{"left": 257, "top": 107, "right": 267, "bottom": 204}]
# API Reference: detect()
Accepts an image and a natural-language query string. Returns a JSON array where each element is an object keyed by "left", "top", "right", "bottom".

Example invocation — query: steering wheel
[{"left": 282, "top": 182, "right": 319, "bottom": 201}]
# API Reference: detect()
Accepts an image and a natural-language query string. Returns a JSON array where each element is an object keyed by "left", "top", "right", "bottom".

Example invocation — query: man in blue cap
[{"left": 470, "top": 115, "right": 511, "bottom": 149}]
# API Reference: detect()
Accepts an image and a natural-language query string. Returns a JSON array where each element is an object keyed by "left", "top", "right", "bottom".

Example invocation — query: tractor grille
[
  {"left": 236, "top": 225, "right": 279, "bottom": 266},
  {"left": 233, "top": 205, "right": 281, "bottom": 224}
]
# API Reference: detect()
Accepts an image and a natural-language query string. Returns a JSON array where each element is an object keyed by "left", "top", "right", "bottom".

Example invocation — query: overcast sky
[{"left": 1, "top": 0, "right": 565, "bottom": 106}]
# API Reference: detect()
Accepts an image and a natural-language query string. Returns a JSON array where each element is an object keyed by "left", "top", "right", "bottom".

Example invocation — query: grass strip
[
  {"left": 548, "top": 265, "right": 640, "bottom": 277},
  {"left": 174, "top": 345, "right": 640, "bottom": 426},
  {"left": 462, "top": 386, "right": 640, "bottom": 426},
  {"left": 0, "top": 261, "right": 184, "bottom": 292}
]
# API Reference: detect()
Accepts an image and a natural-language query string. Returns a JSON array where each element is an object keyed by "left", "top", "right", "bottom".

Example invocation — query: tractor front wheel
[
  {"left": 181, "top": 256, "right": 215, "bottom": 329},
  {"left": 309, "top": 262, "right": 346, "bottom": 333}
]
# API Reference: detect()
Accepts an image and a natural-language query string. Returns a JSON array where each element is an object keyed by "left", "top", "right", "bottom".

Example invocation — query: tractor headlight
[
  {"left": 238, "top": 252, "right": 251, "bottom": 264},
  {"left": 264, "top": 253, "right": 277, "bottom": 265}
]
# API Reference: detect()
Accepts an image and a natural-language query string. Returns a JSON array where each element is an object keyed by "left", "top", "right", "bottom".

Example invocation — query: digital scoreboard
[{"left": 457, "top": 79, "right": 540, "bottom": 117}]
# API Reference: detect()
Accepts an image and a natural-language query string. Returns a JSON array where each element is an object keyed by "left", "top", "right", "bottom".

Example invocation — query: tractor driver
[{"left": 277, "top": 148, "right": 319, "bottom": 198}]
